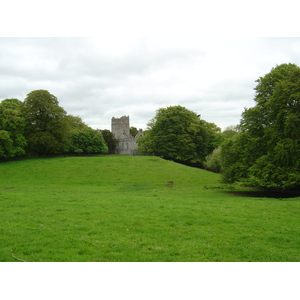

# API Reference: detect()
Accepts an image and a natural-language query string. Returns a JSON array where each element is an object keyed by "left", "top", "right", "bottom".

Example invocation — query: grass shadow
[{"left": 222, "top": 190, "right": 300, "bottom": 199}]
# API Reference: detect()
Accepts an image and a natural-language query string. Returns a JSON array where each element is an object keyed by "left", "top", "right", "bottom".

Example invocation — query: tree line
[
  {"left": 1, "top": 63, "right": 299, "bottom": 191},
  {"left": 137, "top": 63, "right": 300, "bottom": 191},
  {"left": 204, "top": 63, "right": 300, "bottom": 191},
  {"left": 0, "top": 90, "right": 112, "bottom": 158}
]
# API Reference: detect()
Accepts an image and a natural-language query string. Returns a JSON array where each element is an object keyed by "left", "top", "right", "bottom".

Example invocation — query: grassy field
[{"left": 0, "top": 155, "right": 299, "bottom": 262}]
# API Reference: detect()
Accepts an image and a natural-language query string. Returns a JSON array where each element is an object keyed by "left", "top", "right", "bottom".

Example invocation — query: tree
[
  {"left": 130, "top": 126, "right": 138, "bottom": 137},
  {"left": 0, "top": 98, "right": 27, "bottom": 158},
  {"left": 64, "top": 115, "right": 89, "bottom": 131},
  {"left": 68, "top": 128, "right": 108, "bottom": 154},
  {"left": 138, "top": 105, "right": 221, "bottom": 167},
  {"left": 204, "top": 146, "right": 222, "bottom": 173},
  {"left": 222, "top": 125, "right": 240, "bottom": 139},
  {"left": 63, "top": 115, "right": 108, "bottom": 154},
  {"left": 0, "top": 130, "right": 13, "bottom": 158},
  {"left": 204, "top": 125, "right": 240, "bottom": 173},
  {"left": 221, "top": 63, "right": 300, "bottom": 190},
  {"left": 21, "top": 90, "right": 68, "bottom": 154},
  {"left": 100, "top": 129, "right": 118, "bottom": 154}
]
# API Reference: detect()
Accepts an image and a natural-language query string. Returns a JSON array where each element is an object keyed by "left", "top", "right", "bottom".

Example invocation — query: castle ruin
[{"left": 111, "top": 116, "right": 143, "bottom": 155}]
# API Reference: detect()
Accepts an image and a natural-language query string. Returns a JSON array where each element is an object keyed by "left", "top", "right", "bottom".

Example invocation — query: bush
[
  {"left": 68, "top": 128, "right": 108, "bottom": 154},
  {"left": 204, "top": 146, "right": 222, "bottom": 173}
]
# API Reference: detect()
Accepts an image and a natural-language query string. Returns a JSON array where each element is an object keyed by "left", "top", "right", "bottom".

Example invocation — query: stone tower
[
  {"left": 111, "top": 116, "right": 131, "bottom": 139},
  {"left": 111, "top": 116, "right": 142, "bottom": 155}
]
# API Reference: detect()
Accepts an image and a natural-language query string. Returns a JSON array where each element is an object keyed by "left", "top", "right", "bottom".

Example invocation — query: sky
[{"left": 1, "top": 1, "right": 300, "bottom": 133}]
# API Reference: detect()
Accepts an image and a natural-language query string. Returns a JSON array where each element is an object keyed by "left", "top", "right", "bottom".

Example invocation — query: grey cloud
[{"left": 1, "top": 37, "right": 300, "bottom": 132}]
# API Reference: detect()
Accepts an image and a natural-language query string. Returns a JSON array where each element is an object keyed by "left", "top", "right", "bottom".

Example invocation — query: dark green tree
[
  {"left": 100, "top": 129, "right": 118, "bottom": 154},
  {"left": 138, "top": 105, "right": 221, "bottom": 167},
  {"left": 204, "top": 125, "right": 240, "bottom": 173},
  {"left": 130, "top": 126, "right": 138, "bottom": 137},
  {"left": 0, "top": 98, "right": 27, "bottom": 158},
  {"left": 21, "top": 90, "right": 68, "bottom": 154},
  {"left": 0, "top": 130, "right": 13, "bottom": 158},
  {"left": 221, "top": 63, "right": 300, "bottom": 190}
]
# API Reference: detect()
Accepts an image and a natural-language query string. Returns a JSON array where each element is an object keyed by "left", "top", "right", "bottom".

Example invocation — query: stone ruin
[{"left": 111, "top": 116, "right": 143, "bottom": 155}]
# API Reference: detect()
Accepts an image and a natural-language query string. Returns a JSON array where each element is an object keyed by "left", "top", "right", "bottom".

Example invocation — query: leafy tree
[
  {"left": 0, "top": 98, "right": 27, "bottom": 157},
  {"left": 21, "top": 90, "right": 68, "bottom": 154},
  {"left": 65, "top": 115, "right": 89, "bottom": 131},
  {"left": 58, "top": 114, "right": 109, "bottom": 154},
  {"left": 221, "top": 133, "right": 259, "bottom": 183},
  {"left": 198, "top": 119, "right": 222, "bottom": 157},
  {"left": 68, "top": 128, "right": 108, "bottom": 154},
  {"left": 138, "top": 105, "right": 221, "bottom": 167},
  {"left": 130, "top": 126, "right": 139, "bottom": 137},
  {"left": 204, "top": 125, "right": 240, "bottom": 173},
  {"left": 100, "top": 129, "right": 118, "bottom": 154},
  {"left": 221, "top": 63, "right": 300, "bottom": 190},
  {"left": 222, "top": 125, "right": 240, "bottom": 139},
  {"left": 204, "top": 125, "right": 239, "bottom": 173},
  {"left": 204, "top": 146, "right": 222, "bottom": 173},
  {"left": 0, "top": 130, "right": 13, "bottom": 158}
]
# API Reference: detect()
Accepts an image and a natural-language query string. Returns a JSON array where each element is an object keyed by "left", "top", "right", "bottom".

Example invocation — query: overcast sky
[{"left": 1, "top": 1, "right": 299, "bottom": 131}]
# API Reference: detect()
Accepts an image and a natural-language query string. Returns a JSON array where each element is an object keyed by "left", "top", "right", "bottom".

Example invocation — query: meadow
[{"left": 0, "top": 155, "right": 299, "bottom": 262}]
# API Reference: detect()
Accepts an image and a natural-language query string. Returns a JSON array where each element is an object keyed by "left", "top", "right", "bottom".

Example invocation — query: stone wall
[
  {"left": 111, "top": 116, "right": 142, "bottom": 155},
  {"left": 115, "top": 137, "right": 138, "bottom": 155},
  {"left": 111, "top": 116, "right": 130, "bottom": 139}
]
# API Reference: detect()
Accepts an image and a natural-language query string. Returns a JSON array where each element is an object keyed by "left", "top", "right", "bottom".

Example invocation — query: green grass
[{"left": 1, "top": 155, "right": 300, "bottom": 262}]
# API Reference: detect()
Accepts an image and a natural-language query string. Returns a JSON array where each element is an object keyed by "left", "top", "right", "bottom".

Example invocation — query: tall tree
[
  {"left": 0, "top": 98, "right": 27, "bottom": 158},
  {"left": 138, "top": 105, "right": 221, "bottom": 167},
  {"left": 100, "top": 129, "right": 118, "bottom": 154},
  {"left": 64, "top": 115, "right": 89, "bottom": 131},
  {"left": 221, "top": 63, "right": 300, "bottom": 190},
  {"left": 21, "top": 90, "right": 68, "bottom": 154}
]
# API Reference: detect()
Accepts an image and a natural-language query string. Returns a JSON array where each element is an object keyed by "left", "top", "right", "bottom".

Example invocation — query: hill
[{"left": 0, "top": 155, "right": 299, "bottom": 261}]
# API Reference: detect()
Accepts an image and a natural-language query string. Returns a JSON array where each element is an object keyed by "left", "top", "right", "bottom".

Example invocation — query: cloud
[{"left": 1, "top": 37, "right": 300, "bottom": 131}]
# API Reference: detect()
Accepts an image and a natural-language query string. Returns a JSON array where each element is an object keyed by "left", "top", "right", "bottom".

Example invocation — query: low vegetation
[{"left": 1, "top": 155, "right": 299, "bottom": 262}]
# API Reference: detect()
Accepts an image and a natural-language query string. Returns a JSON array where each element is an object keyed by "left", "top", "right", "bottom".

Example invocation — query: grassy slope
[{"left": 0, "top": 155, "right": 299, "bottom": 262}]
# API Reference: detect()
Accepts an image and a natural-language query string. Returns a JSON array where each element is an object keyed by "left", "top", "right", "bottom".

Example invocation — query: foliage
[
  {"left": 21, "top": 90, "right": 69, "bottom": 155},
  {"left": 100, "top": 129, "right": 118, "bottom": 154},
  {"left": 204, "top": 146, "right": 222, "bottom": 173},
  {"left": 130, "top": 126, "right": 138, "bottom": 137},
  {"left": 0, "top": 130, "right": 13, "bottom": 157},
  {"left": 138, "top": 105, "right": 221, "bottom": 167},
  {"left": 204, "top": 125, "right": 240, "bottom": 173},
  {"left": 64, "top": 115, "right": 89, "bottom": 131},
  {"left": 221, "top": 63, "right": 300, "bottom": 190},
  {"left": 0, "top": 99, "right": 27, "bottom": 158},
  {"left": 1, "top": 90, "right": 112, "bottom": 157},
  {"left": 221, "top": 125, "right": 240, "bottom": 139},
  {"left": 68, "top": 128, "right": 108, "bottom": 154}
]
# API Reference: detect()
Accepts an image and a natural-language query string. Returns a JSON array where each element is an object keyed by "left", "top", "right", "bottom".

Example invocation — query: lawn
[{"left": 0, "top": 155, "right": 299, "bottom": 261}]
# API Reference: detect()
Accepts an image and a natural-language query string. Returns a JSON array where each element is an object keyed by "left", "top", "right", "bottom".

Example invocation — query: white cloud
[{"left": 1, "top": 35, "right": 300, "bottom": 131}]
